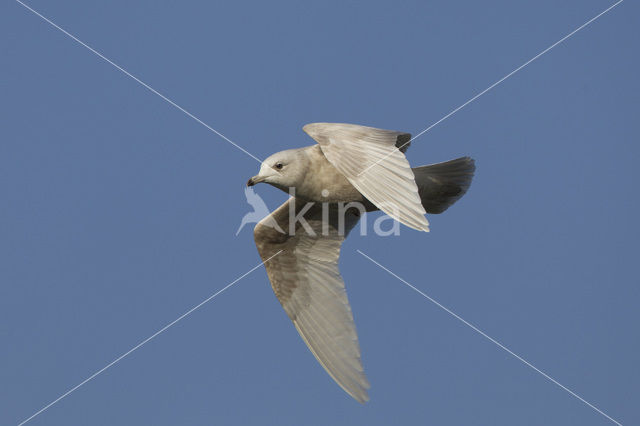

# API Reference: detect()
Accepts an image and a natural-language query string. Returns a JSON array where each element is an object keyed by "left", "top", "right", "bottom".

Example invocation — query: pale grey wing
[
  {"left": 253, "top": 198, "right": 369, "bottom": 402},
  {"left": 303, "top": 122, "right": 429, "bottom": 232}
]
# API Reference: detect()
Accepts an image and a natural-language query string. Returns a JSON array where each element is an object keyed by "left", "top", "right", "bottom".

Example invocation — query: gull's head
[{"left": 247, "top": 149, "right": 303, "bottom": 190}]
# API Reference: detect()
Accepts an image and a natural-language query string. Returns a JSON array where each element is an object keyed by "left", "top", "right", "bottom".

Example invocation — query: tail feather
[{"left": 412, "top": 157, "right": 475, "bottom": 214}]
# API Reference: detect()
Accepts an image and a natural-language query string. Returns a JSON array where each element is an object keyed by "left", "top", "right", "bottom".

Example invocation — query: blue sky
[{"left": 1, "top": 1, "right": 638, "bottom": 425}]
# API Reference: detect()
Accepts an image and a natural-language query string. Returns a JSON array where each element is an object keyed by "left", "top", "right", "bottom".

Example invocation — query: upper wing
[
  {"left": 303, "top": 122, "right": 429, "bottom": 231},
  {"left": 253, "top": 198, "right": 369, "bottom": 402}
]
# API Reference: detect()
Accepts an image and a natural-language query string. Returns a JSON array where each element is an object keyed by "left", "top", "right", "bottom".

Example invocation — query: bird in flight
[{"left": 247, "top": 123, "right": 475, "bottom": 402}]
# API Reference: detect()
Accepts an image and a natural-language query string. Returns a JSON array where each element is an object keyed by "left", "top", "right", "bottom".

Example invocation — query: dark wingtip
[{"left": 396, "top": 133, "right": 412, "bottom": 153}]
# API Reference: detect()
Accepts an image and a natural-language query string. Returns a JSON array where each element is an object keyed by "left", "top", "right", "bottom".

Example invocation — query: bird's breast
[{"left": 296, "top": 146, "right": 363, "bottom": 203}]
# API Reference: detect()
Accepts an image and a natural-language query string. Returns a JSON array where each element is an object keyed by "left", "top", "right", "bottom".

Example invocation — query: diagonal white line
[
  {"left": 357, "top": 250, "right": 622, "bottom": 426},
  {"left": 17, "top": 251, "right": 282, "bottom": 426},
  {"left": 357, "top": 0, "right": 624, "bottom": 177},
  {"left": 15, "top": 0, "right": 264, "bottom": 165}
]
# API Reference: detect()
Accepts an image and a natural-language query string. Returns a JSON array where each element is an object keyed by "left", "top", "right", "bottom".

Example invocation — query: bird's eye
[{"left": 275, "top": 162, "right": 283, "bottom": 170}]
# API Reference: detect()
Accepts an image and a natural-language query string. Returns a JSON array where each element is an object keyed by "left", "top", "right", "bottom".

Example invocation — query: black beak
[{"left": 247, "top": 175, "right": 264, "bottom": 187}]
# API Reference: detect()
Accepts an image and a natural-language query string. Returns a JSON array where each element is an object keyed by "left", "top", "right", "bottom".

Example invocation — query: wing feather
[
  {"left": 303, "top": 122, "right": 429, "bottom": 231},
  {"left": 253, "top": 198, "right": 370, "bottom": 402}
]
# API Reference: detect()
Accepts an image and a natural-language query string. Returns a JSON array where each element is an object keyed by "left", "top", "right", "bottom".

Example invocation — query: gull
[{"left": 247, "top": 123, "right": 475, "bottom": 402}]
